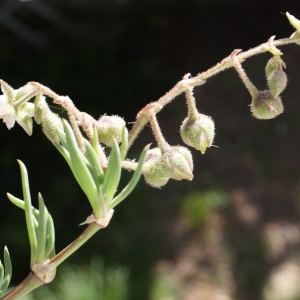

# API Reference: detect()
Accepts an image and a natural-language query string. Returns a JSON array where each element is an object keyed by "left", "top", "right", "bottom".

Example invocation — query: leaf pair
[
  {"left": 7, "top": 161, "right": 55, "bottom": 267},
  {"left": 56, "top": 120, "right": 149, "bottom": 220}
]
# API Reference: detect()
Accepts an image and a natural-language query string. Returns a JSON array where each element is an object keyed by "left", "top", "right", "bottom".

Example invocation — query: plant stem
[
  {"left": 184, "top": 87, "right": 198, "bottom": 118},
  {"left": 49, "top": 223, "right": 101, "bottom": 268},
  {"left": 231, "top": 50, "right": 258, "bottom": 98},
  {"left": 0, "top": 273, "right": 43, "bottom": 300},
  {"left": 148, "top": 114, "right": 170, "bottom": 153}
]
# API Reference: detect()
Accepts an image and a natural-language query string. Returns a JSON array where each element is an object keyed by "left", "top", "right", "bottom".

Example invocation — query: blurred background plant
[{"left": 1, "top": 0, "right": 300, "bottom": 300}]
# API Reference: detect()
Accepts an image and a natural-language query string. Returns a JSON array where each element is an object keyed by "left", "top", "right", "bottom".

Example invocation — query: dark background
[{"left": 1, "top": 0, "right": 300, "bottom": 299}]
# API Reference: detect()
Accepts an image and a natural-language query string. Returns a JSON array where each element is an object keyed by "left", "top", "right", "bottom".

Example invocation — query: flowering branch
[{"left": 0, "top": 11, "right": 300, "bottom": 300}]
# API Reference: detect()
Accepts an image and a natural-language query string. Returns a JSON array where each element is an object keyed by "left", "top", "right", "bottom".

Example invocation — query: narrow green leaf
[
  {"left": 84, "top": 139, "right": 104, "bottom": 188},
  {"left": 92, "top": 126, "right": 100, "bottom": 157},
  {"left": 0, "top": 276, "right": 10, "bottom": 295},
  {"left": 44, "top": 214, "right": 55, "bottom": 260},
  {"left": 56, "top": 140, "right": 100, "bottom": 197},
  {"left": 55, "top": 144, "right": 83, "bottom": 187},
  {"left": 17, "top": 160, "right": 37, "bottom": 265},
  {"left": 7, "top": 193, "right": 39, "bottom": 228},
  {"left": 36, "top": 194, "right": 48, "bottom": 263},
  {"left": 120, "top": 126, "right": 129, "bottom": 160},
  {"left": 7, "top": 192, "right": 55, "bottom": 262},
  {"left": 56, "top": 128, "right": 67, "bottom": 148},
  {"left": 0, "top": 261, "right": 4, "bottom": 286},
  {"left": 55, "top": 144, "right": 75, "bottom": 176},
  {"left": 3, "top": 247, "right": 11, "bottom": 284},
  {"left": 101, "top": 139, "right": 122, "bottom": 204},
  {"left": 109, "top": 144, "right": 150, "bottom": 209},
  {"left": 63, "top": 120, "right": 101, "bottom": 216}
]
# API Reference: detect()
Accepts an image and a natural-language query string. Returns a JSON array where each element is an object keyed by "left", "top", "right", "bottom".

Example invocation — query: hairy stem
[{"left": 127, "top": 35, "right": 300, "bottom": 148}]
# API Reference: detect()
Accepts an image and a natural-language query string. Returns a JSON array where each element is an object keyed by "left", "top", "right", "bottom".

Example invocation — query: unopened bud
[
  {"left": 34, "top": 94, "right": 45, "bottom": 124},
  {"left": 34, "top": 95, "right": 63, "bottom": 143},
  {"left": 42, "top": 111, "right": 63, "bottom": 144},
  {"left": 251, "top": 90, "right": 283, "bottom": 120},
  {"left": 265, "top": 55, "right": 287, "bottom": 97},
  {"left": 161, "top": 146, "right": 193, "bottom": 181},
  {"left": 180, "top": 113, "right": 215, "bottom": 154},
  {"left": 96, "top": 115, "right": 126, "bottom": 147},
  {"left": 143, "top": 148, "right": 170, "bottom": 188}
]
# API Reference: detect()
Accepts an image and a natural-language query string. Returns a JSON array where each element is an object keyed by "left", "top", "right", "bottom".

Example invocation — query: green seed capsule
[
  {"left": 180, "top": 113, "right": 215, "bottom": 154},
  {"left": 251, "top": 90, "right": 284, "bottom": 120},
  {"left": 161, "top": 146, "right": 193, "bottom": 181},
  {"left": 96, "top": 115, "right": 126, "bottom": 147},
  {"left": 143, "top": 148, "right": 169, "bottom": 188}
]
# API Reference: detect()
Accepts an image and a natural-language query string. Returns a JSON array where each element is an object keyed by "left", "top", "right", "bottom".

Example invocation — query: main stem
[
  {"left": 49, "top": 222, "right": 101, "bottom": 268},
  {"left": 0, "top": 273, "right": 43, "bottom": 300},
  {"left": 0, "top": 223, "right": 101, "bottom": 300}
]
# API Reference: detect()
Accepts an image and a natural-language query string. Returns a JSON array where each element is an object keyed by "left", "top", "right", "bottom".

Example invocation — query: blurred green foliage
[{"left": 182, "top": 189, "right": 228, "bottom": 226}]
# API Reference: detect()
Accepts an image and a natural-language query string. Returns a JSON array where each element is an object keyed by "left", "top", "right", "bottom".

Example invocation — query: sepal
[{"left": 265, "top": 55, "right": 287, "bottom": 98}]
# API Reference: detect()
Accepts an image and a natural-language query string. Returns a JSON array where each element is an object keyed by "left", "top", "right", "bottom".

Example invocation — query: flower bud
[
  {"left": 143, "top": 148, "right": 170, "bottom": 188},
  {"left": 251, "top": 90, "right": 283, "bottom": 120},
  {"left": 96, "top": 115, "right": 126, "bottom": 147},
  {"left": 34, "top": 95, "right": 63, "bottom": 143},
  {"left": 265, "top": 55, "right": 287, "bottom": 97},
  {"left": 161, "top": 146, "right": 193, "bottom": 181},
  {"left": 180, "top": 113, "right": 215, "bottom": 154},
  {"left": 42, "top": 110, "right": 63, "bottom": 144},
  {"left": 33, "top": 94, "right": 45, "bottom": 124}
]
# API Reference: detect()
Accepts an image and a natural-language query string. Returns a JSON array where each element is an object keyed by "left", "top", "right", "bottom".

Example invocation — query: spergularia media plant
[{"left": 0, "top": 11, "right": 299, "bottom": 299}]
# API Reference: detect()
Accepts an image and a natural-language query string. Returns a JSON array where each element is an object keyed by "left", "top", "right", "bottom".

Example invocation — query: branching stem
[{"left": 127, "top": 35, "right": 300, "bottom": 148}]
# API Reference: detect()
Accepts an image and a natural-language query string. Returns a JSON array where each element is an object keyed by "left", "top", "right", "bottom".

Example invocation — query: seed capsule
[
  {"left": 143, "top": 148, "right": 169, "bottom": 188},
  {"left": 180, "top": 113, "right": 215, "bottom": 154},
  {"left": 251, "top": 90, "right": 283, "bottom": 120},
  {"left": 96, "top": 115, "right": 126, "bottom": 147},
  {"left": 161, "top": 146, "right": 193, "bottom": 181}
]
